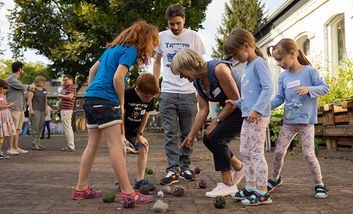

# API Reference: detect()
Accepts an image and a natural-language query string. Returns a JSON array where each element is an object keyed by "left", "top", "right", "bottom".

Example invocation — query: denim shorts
[
  {"left": 83, "top": 97, "right": 122, "bottom": 129},
  {"left": 125, "top": 134, "right": 143, "bottom": 150}
]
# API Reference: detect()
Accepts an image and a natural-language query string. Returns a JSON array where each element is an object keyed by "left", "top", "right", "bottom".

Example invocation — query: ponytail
[
  {"left": 266, "top": 45, "right": 276, "bottom": 57},
  {"left": 255, "top": 46, "right": 264, "bottom": 58},
  {"left": 297, "top": 49, "right": 311, "bottom": 65}
]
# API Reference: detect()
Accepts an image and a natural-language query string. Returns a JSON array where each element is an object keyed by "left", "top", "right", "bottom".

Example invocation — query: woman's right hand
[
  {"left": 179, "top": 135, "right": 195, "bottom": 151},
  {"left": 29, "top": 109, "right": 35, "bottom": 115}
]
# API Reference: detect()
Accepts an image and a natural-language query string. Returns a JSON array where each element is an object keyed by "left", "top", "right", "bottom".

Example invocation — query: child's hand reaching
[{"left": 295, "top": 86, "right": 309, "bottom": 96}]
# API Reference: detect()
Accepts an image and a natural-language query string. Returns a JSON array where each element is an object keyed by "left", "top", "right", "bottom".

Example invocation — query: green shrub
[{"left": 319, "top": 59, "right": 353, "bottom": 105}]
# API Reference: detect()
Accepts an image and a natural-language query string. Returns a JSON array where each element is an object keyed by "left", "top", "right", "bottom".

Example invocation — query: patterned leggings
[
  {"left": 240, "top": 116, "right": 269, "bottom": 187},
  {"left": 272, "top": 124, "right": 322, "bottom": 182}
]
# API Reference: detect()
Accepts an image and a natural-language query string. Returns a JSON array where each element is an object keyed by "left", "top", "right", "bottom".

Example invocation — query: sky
[{"left": 0, "top": 0, "right": 287, "bottom": 64}]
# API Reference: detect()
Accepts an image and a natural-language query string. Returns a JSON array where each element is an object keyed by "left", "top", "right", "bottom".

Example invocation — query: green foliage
[
  {"left": 318, "top": 59, "right": 353, "bottom": 105},
  {"left": 212, "top": 0, "right": 266, "bottom": 59},
  {"left": 269, "top": 106, "right": 284, "bottom": 143},
  {"left": 0, "top": 59, "right": 50, "bottom": 84},
  {"left": 8, "top": 0, "right": 211, "bottom": 87}
]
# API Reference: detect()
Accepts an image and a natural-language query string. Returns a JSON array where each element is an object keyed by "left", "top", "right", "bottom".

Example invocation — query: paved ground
[{"left": 0, "top": 132, "right": 353, "bottom": 214}]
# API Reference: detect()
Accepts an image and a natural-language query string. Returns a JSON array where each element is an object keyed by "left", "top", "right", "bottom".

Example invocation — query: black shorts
[{"left": 83, "top": 97, "right": 122, "bottom": 129}]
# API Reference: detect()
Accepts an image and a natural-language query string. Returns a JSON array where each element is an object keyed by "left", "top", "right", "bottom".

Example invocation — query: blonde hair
[
  {"left": 34, "top": 76, "right": 46, "bottom": 87},
  {"left": 136, "top": 73, "right": 160, "bottom": 95},
  {"left": 267, "top": 38, "right": 311, "bottom": 65},
  {"left": 106, "top": 20, "right": 159, "bottom": 67},
  {"left": 170, "top": 48, "right": 205, "bottom": 75},
  {"left": 224, "top": 28, "right": 264, "bottom": 58}
]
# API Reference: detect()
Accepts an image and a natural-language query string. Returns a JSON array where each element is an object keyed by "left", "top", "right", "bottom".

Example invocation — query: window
[
  {"left": 326, "top": 14, "right": 346, "bottom": 73},
  {"left": 296, "top": 35, "right": 311, "bottom": 56}
]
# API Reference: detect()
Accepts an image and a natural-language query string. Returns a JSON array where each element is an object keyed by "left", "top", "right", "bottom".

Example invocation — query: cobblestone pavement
[{"left": 0, "top": 132, "right": 352, "bottom": 214}]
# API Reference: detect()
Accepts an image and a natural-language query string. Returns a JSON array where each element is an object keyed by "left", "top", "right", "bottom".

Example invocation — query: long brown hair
[
  {"left": 224, "top": 28, "right": 264, "bottom": 58},
  {"left": 267, "top": 38, "right": 311, "bottom": 65},
  {"left": 106, "top": 20, "right": 159, "bottom": 66}
]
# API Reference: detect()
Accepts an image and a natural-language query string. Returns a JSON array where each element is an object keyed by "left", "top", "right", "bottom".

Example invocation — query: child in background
[
  {"left": 73, "top": 20, "right": 159, "bottom": 206},
  {"left": 224, "top": 28, "right": 273, "bottom": 206},
  {"left": 267, "top": 38, "right": 329, "bottom": 198},
  {"left": 123, "top": 73, "right": 159, "bottom": 191},
  {"left": 41, "top": 104, "right": 52, "bottom": 139},
  {"left": 0, "top": 79, "right": 16, "bottom": 159}
]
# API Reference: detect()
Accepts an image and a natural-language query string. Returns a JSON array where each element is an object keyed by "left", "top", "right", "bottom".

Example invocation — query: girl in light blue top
[
  {"left": 224, "top": 28, "right": 273, "bottom": 206},
  {"left": 267, "top": 38, "right": 329, "bottom": 199}
]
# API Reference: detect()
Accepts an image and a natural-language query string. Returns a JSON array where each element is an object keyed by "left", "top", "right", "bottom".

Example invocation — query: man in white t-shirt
[{"left": 153, "top": 3, "right": 206, "bottom": 185}]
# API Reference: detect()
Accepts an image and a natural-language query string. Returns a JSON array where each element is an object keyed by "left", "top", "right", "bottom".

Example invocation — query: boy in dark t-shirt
[{"left": 123, "top": 73, "right": 160, "bottom": 191}]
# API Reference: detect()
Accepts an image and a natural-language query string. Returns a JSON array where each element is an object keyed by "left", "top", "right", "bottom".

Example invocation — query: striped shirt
[{"left": 59, "top": 84, "right": 76, "bottom": 110}]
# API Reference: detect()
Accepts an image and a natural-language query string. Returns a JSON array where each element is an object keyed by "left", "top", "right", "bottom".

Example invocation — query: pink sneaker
[
  {"left": 232, "top": 166, "right": 245, "bottom": 185},
  {"left": 72, "top": 186, "right": 103, "bottom": 200},
  {"left": 119, "top": 190, "right": 154, "bottom": 204}
]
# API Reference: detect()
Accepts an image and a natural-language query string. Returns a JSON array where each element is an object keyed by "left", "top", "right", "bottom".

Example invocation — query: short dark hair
[
  {"left": 165, "top": 4, "right": 185, "bottom": 20},
  {"left": 0, "top": 79, "right": 8, "bottom": 89},
  {"left": 12, "top": 61, "right": 24, "bottom": 73},
  {"left": 64, "top": 74, "right": 74, "bottom": 80}
]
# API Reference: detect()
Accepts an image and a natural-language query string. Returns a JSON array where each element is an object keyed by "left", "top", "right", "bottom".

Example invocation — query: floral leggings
[
  {"left": 272, "top": 124, "right": 322, "bottom": 182},
  {"left": 240, "top": 116, "right": 269, "bottom": 187}
]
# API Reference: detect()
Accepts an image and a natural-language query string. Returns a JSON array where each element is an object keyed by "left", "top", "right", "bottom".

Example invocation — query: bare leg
[
  {"left": 136, "top": 146, "right": 148, "bottom": 181},
  {"left": 76, "top": 127, "right": 104, "bottom": 190},
  {"left": 104, "top": 124, "right": 134, "bottom": 194}
]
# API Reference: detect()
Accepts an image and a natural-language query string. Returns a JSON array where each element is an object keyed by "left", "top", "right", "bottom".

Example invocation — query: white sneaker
[
  {"left": 205, "top": 182, "right": 238, "bottom": 198},
  {"left": 16, "top": 148, "right": 29, "bottom": 154},
  {"left": 232, "top": 166, "right": 245, "bottom": 185},
  {"left": 7, "top": 148, "right": 19, "bottom": 155}
]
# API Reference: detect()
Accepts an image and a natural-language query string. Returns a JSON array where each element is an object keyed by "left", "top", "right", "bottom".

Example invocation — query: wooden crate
[{"left": 315, "top": 101, "right": 353, "bottom": 150}]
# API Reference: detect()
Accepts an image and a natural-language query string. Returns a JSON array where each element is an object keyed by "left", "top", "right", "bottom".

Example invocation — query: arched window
[
  {"left": 326, "top": 14, "right": 346, "bottom": 73},
  {"left": 296, "top": 35, "right": 311, "bottom": 56}
]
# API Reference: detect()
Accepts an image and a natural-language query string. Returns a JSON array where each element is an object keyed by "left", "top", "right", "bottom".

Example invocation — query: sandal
[
  {"left": 241, "top": 191, "right": 272, "bottom": 206},
  {"left": 315, "top": 184, "right": 328, "bottom": 199},
  {"left": 267, "top": 177, "right": 282, "bottom": 193}
]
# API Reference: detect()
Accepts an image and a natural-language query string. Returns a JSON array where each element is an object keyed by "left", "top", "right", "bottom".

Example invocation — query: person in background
[
  {"left": 59, "top": 75, "right": 76, "bottom": 151},
  {"left": 21, "top": 106, "right": 30, "bottom": 137},
  {"left": 41, "top": 104, "right": 52, "bottom": 139},
  {"left": 28, "top": 76, "right": 47, "bottom": 150},
  {"left": 6, "top": 61, "right": 29, "bottom": 155},
  {"left": 0, "top": 79, "right": 16, "bottom": 159}
]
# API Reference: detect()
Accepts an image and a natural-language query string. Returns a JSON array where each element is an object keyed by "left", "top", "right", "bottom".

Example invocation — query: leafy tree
[
  {"left": 0, "top": 59, "right": 50, "bottom": 84},
  {"left": 212, "top": 0, "right": 266, "bottom": 59},
  {"left": 8, "top": 0, "right": 211, "bottom": 88}
]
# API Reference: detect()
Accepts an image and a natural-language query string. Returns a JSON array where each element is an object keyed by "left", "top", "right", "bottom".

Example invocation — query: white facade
[{"left": 235, "top": 0, "right": 353, "bottom": 94}]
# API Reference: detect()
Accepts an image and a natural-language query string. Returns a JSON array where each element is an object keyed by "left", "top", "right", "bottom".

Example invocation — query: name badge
[
  {"left": 212, "top": 87, "right": 221, "bottom": 97},
  {"left": 287, "top": 80, "right": 300, "bottom": 88}
]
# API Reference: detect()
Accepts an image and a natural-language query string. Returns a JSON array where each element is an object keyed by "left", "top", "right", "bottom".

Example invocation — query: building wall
[{"left": 235, "top": 0, "right": 353, "bottom": 96}]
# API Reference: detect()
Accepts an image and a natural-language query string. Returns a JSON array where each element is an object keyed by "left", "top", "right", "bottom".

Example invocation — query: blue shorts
[
  {"left": 83, "top": 97, "right": 122, "bottom": 129},
  {"left": 125, "top": 134, "right": 144, "bottom": 150}
]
